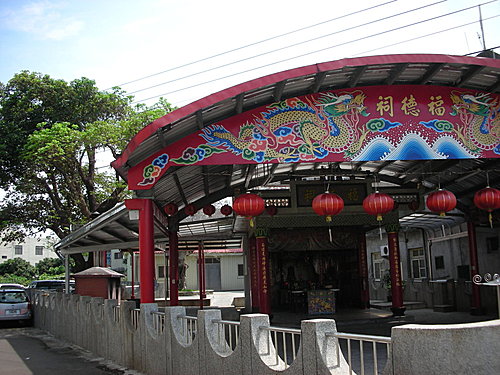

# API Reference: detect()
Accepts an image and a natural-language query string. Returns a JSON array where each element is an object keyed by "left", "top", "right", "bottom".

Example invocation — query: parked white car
[{"left": 0, "top": 288, "right": 33, "bottom": 325}]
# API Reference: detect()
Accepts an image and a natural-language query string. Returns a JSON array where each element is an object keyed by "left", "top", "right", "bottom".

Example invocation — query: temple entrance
[{"left": 269, "top": 228, "right": 362, "bottom": 313}]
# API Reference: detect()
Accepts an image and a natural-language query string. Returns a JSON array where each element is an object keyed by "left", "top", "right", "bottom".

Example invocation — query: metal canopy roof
[
  {"left": 55, "top": 54, "right": 500, "bottom": 254},
  {"left": 111, "top": 54, "right": 500, "bottom": 225},
  {"left": 55, "top": 202, "right": 242, "bottom": 255}
]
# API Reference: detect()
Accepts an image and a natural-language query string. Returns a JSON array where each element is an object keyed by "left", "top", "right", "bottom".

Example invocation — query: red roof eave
[{"left": 112, "top": 53, "right": 500, "bottom": 174}]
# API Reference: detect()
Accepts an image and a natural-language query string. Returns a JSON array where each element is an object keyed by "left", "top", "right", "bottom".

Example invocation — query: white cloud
[{"left": 3, "top": 1, "right": 84, "bottom": 40}]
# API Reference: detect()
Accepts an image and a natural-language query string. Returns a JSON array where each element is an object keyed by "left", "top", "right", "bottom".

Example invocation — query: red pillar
[
  {"left": 255, "top": 228, "right": 271, "bottom": 315},
  {"left": 198, "top": 241, "right": 205, "bottom": 309},
  {"left": 169, "top": 229, "right": 179, "bottom": 306},
  {"left": 467, "top": 221, "right": 482, "bottom": 315},
  {"left": 386, "top": 225, "right": 406, "bottom": 316},
  {"left": 358, "top": 232, "right": 370, "bottom": 309},
  {"left": 249, "top": 236, "right": 260, "bottom": 312},
  {"left": 125, "top": 199, "right": 155, "bottom": 304}
]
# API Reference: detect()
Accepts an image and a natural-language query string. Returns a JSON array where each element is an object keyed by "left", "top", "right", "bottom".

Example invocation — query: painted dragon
[
  {"left": 201, "top": 91, "right": 370, "bottom": 163},
  {"left": 450, "top": 91, "right": 500, "bottom": 152}
]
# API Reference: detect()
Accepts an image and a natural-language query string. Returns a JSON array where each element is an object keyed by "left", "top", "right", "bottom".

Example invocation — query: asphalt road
[{"left": 0, "top": 322, "right": 141, "bottom": 375}]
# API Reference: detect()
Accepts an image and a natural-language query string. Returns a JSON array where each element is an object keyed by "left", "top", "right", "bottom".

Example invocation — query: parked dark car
[
  {"left": 27, "top": 280, "right": 74, "bottom": 293},
  {"left": 0, "top": 288, "right": 33, "bottom": 325}
]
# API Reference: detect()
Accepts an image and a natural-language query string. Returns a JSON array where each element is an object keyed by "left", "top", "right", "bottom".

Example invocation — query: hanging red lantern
[
  {"left": 220, "top": 204, "right": 233, "bottom": 216},
  {"left": 266, "top": 205, "right": 278, "bottom": 216},
  {"left": 184, "top": 203, "right": 197, "bottom": 216},
  {"left": 202, "top": 204, "right": 216, "bottom": 217},
  {"left": 474, "top": 187, "right": 500, "bottom": 227},
  {"left": 233, "top": 193, "right": 265, "bottom": 226},
  {"left": 312, "top": 193, "right": 344, "bottom": 222},
  {"left": 363, "top": 192, "right": 394, "bottom": 221},
  {"left": 426, "top": 189, "right": 456, "bottom": 217},
  {"left": 164, "top": 202, "right": 178, "bottom": 216}
]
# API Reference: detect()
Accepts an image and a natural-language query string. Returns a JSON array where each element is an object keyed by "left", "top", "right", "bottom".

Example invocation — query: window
[
  {"left": 35, "top": 246, "right": 44, "bottom": 256},
  {"left": 371, "top": 252, "right": 383, "bottom": 281},
  {"left": 14, "top": 245, "right": 22, "bottom": 255},
  {"left": 410, "top": 248, "right": 427, "bottom": 279},
  {"left": 1, "top": 255, "right": 7, "bottom": 259},
  {"left": 435, "top": 256, "right": 445, "bottom": 270},
  {"left": 237, "top": 264, "right": 244, "bottom": 277},
  {"left": 114, "top": 252, "right": 123, "bottom": 259},
  {"left": 158, "top": 265, "right": 165, "bottom": 278}
]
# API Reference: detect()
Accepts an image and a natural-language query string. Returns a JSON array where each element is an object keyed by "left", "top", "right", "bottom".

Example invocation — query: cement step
[{"left": 433, "top": 304, "right": 455, "bottom": 313}]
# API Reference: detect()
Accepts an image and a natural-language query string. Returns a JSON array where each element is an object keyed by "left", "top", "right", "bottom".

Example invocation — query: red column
[
  {"left": 198, "top": 241, "right": 205, "bottom": 309},
  {"left": 125, "top": 199, "right": 155, "bottom": 304},
  {"left": 467, "top": 221, "right": 482, "bottom": 314},
  {"left": 169, "top": 229, "right": 179, "bottom": 306},
  {"left": 249, "top": 236, "right": 260, "bottom": 312},
  {"left": 358, "top": 232, "right": 370, "bottom": 309},
  {"left": 131, "top": 251, "right": 136, "bottom": 299},
  {"left": 255, "top": 229, "right": 271, "bottom": 315},
  {"left": 386, "top": 225, "right": 405, "bottom": 316}
]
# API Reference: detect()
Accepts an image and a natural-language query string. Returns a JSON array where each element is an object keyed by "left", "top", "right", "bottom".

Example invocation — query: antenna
[{"left": 479, "top": 5, "right": 487, "bottom": 50}]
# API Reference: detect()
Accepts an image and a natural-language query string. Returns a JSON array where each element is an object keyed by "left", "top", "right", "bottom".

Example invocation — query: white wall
[{"left": 0, "top": 236, "right": 58, "bottom": 266}]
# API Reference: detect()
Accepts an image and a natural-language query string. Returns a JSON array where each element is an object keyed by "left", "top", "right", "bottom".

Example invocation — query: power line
[
  {"left": 107, "top": 0, "right": 397, "bottom": 90},
  {"left": 127, "top": 0, "right": 446, "bottom": 96},
  {"left": 134, "top": 1, "right": 498, "bottom": 104},
  {"left": 354, "top": 14, "right": 500, "bottom": 57}
]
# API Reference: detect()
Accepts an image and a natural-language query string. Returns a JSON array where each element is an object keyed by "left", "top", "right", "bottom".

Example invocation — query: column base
[{"left": 391, "top": 306, "right": 406, "bottom": 317}]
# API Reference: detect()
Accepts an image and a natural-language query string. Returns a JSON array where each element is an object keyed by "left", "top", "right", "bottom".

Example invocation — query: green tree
[
  {"left": 35, "top": 258, "right": 64, "bottom": 276},
  {"left": 0, "top": 258, "right": 35, "bottom": 278},
  {"left": 0, "top": 71, "right": 175, "bottom": 271}
]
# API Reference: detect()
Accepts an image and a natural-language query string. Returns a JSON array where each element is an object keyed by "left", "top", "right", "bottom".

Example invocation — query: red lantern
[
  {"left": 266, "top": 205, "right": 278, "bottom": 216},
  {"left": 474, "top": 187, "right": 500, "bottom": 227},
  {"left": 312, "top": 193, "right": 344, "bottom": 222},
  {"left": 233, "top": 193, "right": 265, "bottom": 226},
  {"left": 220, "top": 204, "right": 233, "bottom": 216},
  {"left": 203, "top": 204, "right": 216, "bottom": 217},
  {"left": 184, "top": 203, "right": 197, "bottom": 216},
  {"left": 164, "top": 202, "right": 178, "bottom": 216},
  {"left": 363, "top": 192, "right": 394, "bottom": 221},
  {"left": 426, "top": 189, "right": 456, "bottom": 217}
]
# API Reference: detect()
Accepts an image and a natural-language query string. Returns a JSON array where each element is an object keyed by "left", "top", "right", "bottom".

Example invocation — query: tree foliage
[
  {"left": 0, "top": 258, "right": 35, "bottom": 278},
  {"left": 0, "top": 71, "right": 175, "bottom": 270},
  {"left": 35, "top": 257, "right": 64, "bottom": 276}
]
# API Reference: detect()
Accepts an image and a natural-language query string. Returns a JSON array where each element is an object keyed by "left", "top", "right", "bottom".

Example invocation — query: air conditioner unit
[{"left": 380, "top": 246, "right": 389, "bottom": 257}]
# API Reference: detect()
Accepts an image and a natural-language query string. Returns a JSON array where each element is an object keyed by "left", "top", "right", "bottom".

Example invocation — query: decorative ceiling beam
[
  {"left": 114, "top": 219, "right": 139, "bottom": 236},
  {"left": 235, "top": 93, "right": 245, "bottom": 114},
  {"left": 457, "top": 65, "right": 486, "bottom": 87},
  {"left": 173, "top": 173, "right": 188, "bottom": 206},
  {"left": 273, "top": 80, "right": 287, "bottom": 102},
  {"left": 385, "top": 63, "right": 408, "bottom": 85},
  {"left": 263, "top": 163, "right": 279, "bottom": 186},
  {"left": 225, "top": 164, "right": 234, "bottom": 189},
  {"left": 349, "top": 66, "right": 367, "bottom": 87},
  {"left": 487, "top": 77, "right": 500, "bottom": 93},
  {"left": 419, "top": 63, "right": 444, "bottom": 84},
  {"left": 244, "top": 165, "right": 257, "bottom": 189},
  {"left": 311, "top": 72, "right": 327, "bottom": 93},
  {"left": 99, "top": 227, "right": 129, "bottom": 242},
  {"left": 195, "top": 110, "right": 204, "bottom": 130},
  {"left": 202, "top": 166, "right": 210, "bottom": 196}
]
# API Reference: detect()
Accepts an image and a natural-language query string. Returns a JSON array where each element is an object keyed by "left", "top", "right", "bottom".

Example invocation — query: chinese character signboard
[{"left": 129, "top": 85, "right": 500, "bottom": 189}]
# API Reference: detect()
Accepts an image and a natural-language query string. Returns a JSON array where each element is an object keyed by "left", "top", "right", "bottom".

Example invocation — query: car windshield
[{"left": 0, "top": 291, "right": 28, "bottom": 303}]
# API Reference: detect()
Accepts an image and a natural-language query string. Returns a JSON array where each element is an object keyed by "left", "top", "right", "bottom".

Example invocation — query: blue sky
[{"left": 1, "top": 0, "right": 499, "bottom": 107}]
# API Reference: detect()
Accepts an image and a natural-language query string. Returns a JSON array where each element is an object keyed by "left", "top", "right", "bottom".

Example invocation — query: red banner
[{"left": 129, "top": 85, "right": 500, "bottom": 189}]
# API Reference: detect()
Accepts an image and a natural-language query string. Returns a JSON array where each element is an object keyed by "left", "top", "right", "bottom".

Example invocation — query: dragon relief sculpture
[
  {"left": 200, "top": 91, "right": 370, "bottom": 163},
  {"left": 450, "top": 91, "right": 500, "bottom": 152}
]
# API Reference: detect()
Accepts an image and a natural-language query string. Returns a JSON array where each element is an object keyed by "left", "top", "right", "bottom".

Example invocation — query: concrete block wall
[{"left": 32, "top": 291, "right": 499, "bottom": 375}]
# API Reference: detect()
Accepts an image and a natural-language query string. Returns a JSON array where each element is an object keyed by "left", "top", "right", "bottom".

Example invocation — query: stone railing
[{"left": 32, "top": 291, "right": 500, "bottom": 375}]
